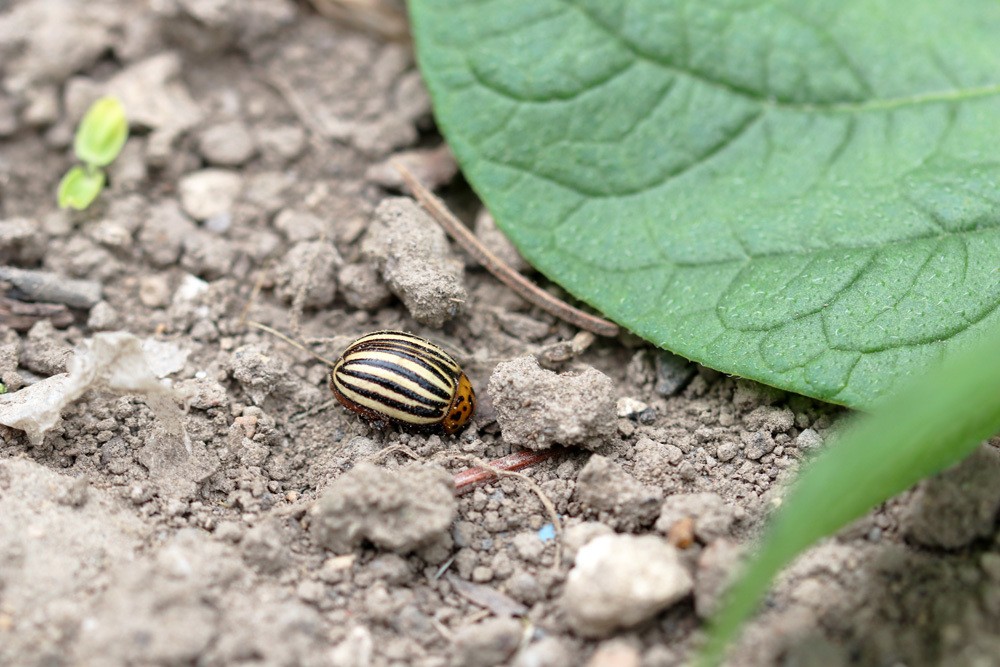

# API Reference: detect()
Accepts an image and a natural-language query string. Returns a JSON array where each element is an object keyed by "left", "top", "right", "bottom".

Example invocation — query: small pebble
[
  {"left": 742, "top": 430, "right": 775, "bottom": 460},
  {"left": 655, "top": 351, "right": 696, "bottom": 396},
  {"left": 616, "top": 397, "right": 648, "bottom": 419},
  {"left": 655, "top": 492, "right": 738, "bottom": 543},
  {"left": 87, "top": 301, "right": 119, "bottom": 330},
  {"left": 256, "top": 124, "right": 306, "bottom": 162},
  {"left": 452, "top": 618, "right": 522, "bottom": 667},
  {"left": 511, "top": 637, "right": 577, "bottom": 667},
  {"left": 197, "top": 119, "right": 256, "bottom": 166},
  {"left": 273, "top": 209, "right": 326, "bottom": 243},
  {"left": 178, "top": 169, "right": 243, "bottom": 221},
  {"left": 576, "top": 455, "right": 662, "bottom": 530},
  {"left": 139, "top": 275, "right": 170, "bottom": 308},
  {"left": 586, "top": 641, "right": 641, "bottom": 667},
  {"left": 795, "top": 428, "right": 823, "bottom": 450},
  {"left": 716, "top": 441, "right": 739, "bottom": 462}
]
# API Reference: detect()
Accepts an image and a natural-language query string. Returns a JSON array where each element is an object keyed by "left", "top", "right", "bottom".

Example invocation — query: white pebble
[{"left": 561, "top": 534, "right": 692, "bottom": 637}]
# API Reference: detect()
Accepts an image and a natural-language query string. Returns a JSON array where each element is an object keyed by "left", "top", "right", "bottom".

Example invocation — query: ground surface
[{"left": 1, "top": 2, "right": 999, "bottom": 666}]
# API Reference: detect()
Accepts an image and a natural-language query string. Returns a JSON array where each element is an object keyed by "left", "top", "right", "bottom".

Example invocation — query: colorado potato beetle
[{"left": 330, "top": 330, "right": 476, "bottom": 434}]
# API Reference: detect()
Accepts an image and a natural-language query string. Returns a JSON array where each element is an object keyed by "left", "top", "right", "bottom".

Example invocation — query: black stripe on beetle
[
  {"left": 337, "top": 364, "right": 449, "bottom": 406},
  {"left": 344, "top": 346, "right": 456, "bottom": 389},
  {"left": 349, "top": 337, "right": 461, "bottom": 376},
  {"left": 330, "top": 330, "right": 477, "bottom": 435}
]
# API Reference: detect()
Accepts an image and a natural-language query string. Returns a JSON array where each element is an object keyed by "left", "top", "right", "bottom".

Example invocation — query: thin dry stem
[
  {"left": 237, "top": 270, "right": 268, "bottom": 327},
  {"left": 369, "top": 443, "right": 421, "bottom": 464},
  {"left": 443, "top": 451, "right": 563, "bottom": 570},
  {"left": 394, "top": 161, "right": 620, "bottom": 338},
  {"left": 244, "top": 320, "right": 338, "bottom": 368}
]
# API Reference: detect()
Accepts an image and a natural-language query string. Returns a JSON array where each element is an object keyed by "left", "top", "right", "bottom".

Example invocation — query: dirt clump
[
  {"left": 488, "top": 354, "right": 616, "bottom": 451},
  {"left": 575, "top": 454, "right": 662, "bottom": 530},
  {"left": 362, "top": 196, "right": 466, "bottom": 327},
  {"left": 901, "top": 443, "right": 1000, "bottom": 549},
  {"left": 310, "top": 462, "right": 456, "bottom": 554}
]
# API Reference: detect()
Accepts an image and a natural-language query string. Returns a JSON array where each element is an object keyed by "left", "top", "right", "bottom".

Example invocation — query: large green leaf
[{"left": 409, "top": 0, "right": 1000, "bottom": 408}]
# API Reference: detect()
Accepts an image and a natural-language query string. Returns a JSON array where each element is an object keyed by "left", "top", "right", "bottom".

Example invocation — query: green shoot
[
  {"left": 697, "top": 328, "right": 1000, "bottom": 666},
  {"left": 58, "top": 96, "right": 128, "bottom": 211},
  {"left": 57, "top": 166, "right": 106, "bottom": 211}
]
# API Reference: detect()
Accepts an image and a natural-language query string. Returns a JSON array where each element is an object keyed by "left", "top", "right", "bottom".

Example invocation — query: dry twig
[{"left": 394, "top": 162, "right": 620, "bottom": 338}]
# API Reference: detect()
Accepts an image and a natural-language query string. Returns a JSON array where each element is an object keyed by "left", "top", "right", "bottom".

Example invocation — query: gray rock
[
  {"left": 256, "top": 124, "right": 307, "bottom": 163},
  {"left": 86, "top": 301, "right": 119, "bottom": 330},
  {"left": 178, "top": 169, "right": 243, "bottom": 222},
  {"left": 0, "top": 217, "right": 47, "bottom": 264},
  {"left": 587, "top": 641, "right": 642, "bottom": 667},
  {"left": 511, "top": 637, "right": 578, "bottom": 667},
  {"left": 561, "top": 521, "right": 615, "bottom": 564},
  {"left": 197, "top": 119, "right": 256, "bottom": 166},
  {"left": 138, "top": 201, "right": 196, "bottom": 268},
  {"left": 655, "top": 351, "right": 696, "bottom": 396},
  {"left": 742, "top": 430, "right": 776, "bottom": 460},
  {"left": 228, "top": 344, "right": 299, "bottom": 405},
  {"left": 716, "top": 441, "right": 739, "bottom": 462},
  {"left": 743, "top": 405, "right": 795, "bottom": 433},
  {"left": 180, "top": 229, "right": 237, "bottom": 280},
  {"left": 634, "top": 436, "right": 684, "bottom": 468}
]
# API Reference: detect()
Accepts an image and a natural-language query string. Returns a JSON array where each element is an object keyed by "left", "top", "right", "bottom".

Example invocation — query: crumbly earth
[{"left": 1, "top": 2, "right": 999, "bottom": 666}]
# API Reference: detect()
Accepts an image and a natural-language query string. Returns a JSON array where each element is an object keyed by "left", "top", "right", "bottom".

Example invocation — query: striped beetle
[{"left": 330, "top": 330, "right": 476, "bottom": 434}]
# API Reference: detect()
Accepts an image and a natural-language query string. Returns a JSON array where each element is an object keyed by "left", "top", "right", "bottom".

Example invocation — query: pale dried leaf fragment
[{"left": 0, "top": 332, "right": 188, "bottom": 451}]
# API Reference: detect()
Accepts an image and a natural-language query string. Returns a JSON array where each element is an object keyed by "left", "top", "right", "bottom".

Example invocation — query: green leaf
[
  {"left": 58, "top": 166, "right": 106, "bottom": 210},
  {"left": 409, "top": 0, "right": 1000, "bottom": 408},
  {"left": 74, "top": 97, "right": 128, "bottom": 168},
  {"left": 696, "top": 324, "right": 1000, "bottom": 666}
]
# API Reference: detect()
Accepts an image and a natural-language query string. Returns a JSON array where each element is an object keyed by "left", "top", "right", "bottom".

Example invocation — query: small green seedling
[{"left": 57, "top": 97, "right": 128, "bottom": 211}]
